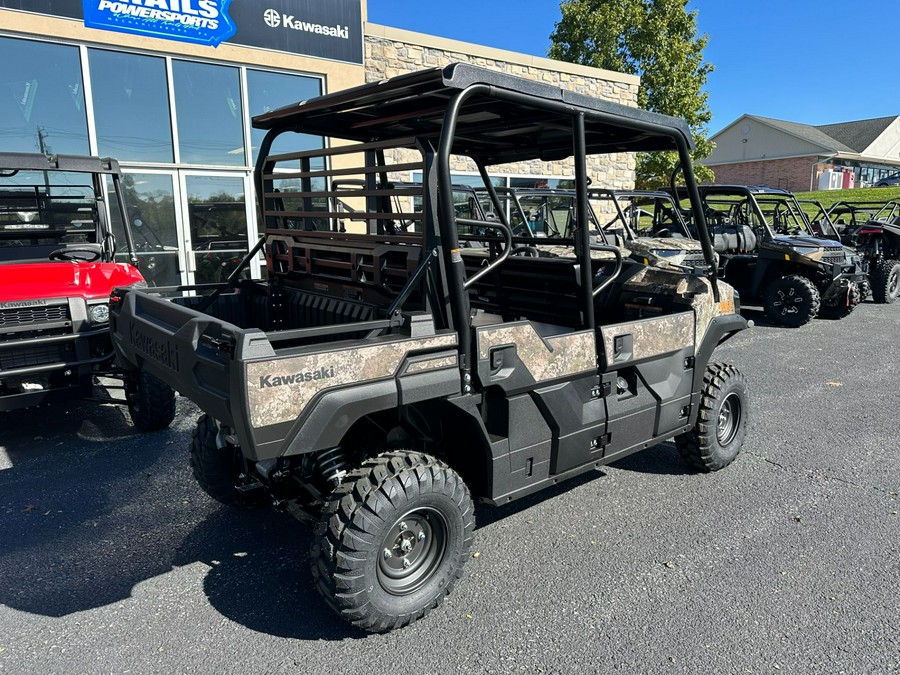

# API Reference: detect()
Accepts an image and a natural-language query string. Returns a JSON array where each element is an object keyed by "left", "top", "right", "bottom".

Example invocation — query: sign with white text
[
  {"left": 0, "top": 0, "right": 363, "bottom": 62},
  {"left": 82, "top": 0, "right": 237, "bottom": 47}
]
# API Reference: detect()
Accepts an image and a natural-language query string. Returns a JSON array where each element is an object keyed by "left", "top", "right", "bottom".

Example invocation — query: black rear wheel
[
  {"left": 675, "top": 363, "right": 749, "bottom": 472},
  {"left": 190, "top": 414, "right": 244, "bottom": 506},
  {"left": 871, "top": 259, "right": 900, "bottom": 304},
  {"left": 125, "top": 370, "right": 176, "bottom": 431},
  {"left": 763, "top": 274, "right": 820, "bottom": 327},
  {"left": 311, "top": 450, "right": 474, "bottom": 633}
]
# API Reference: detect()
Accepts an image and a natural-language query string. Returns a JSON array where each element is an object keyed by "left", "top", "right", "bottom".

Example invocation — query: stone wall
[{"left": 364, "top": 26, "right": 640, "bottom": 189}]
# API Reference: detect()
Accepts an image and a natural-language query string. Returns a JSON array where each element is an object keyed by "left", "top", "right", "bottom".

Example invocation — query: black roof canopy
[{"left": 253, "top": 63, "right": 694, "bottom": 165}]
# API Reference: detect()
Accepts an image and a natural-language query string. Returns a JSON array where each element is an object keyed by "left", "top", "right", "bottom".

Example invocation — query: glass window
[
  {"left": 89, "top": 49, "right": 173, "bottom": 163},
  {"left": 247, "top": 69, "right": 322, "bottom": 163},
  {"left": 173, "top": 61, "right": 244, "bottom": 166},
  {"left": 0, "top": 37, "right": 88, "bottom": 155},
  {"left": 107, "top": 173, "right": 181, "bottom": 287},
  {"left": 185, "top": 175, "right": 249, "bottom": 284}
]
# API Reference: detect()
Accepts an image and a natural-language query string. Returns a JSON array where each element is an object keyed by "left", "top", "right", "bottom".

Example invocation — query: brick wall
[
  {"left": 364, "top": 30, "right": 640, "bottom": 188},
  {"left": 704, "top": 156, "right": 821, "bottom": 192}
]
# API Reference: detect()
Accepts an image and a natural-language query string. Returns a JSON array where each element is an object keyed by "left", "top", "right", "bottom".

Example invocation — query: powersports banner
[
  {"left": 82, "top": 0, "right": 238, "bottom": 47},
  {"left": 0, "top": 0, "right": 363, "bottom": 62}
]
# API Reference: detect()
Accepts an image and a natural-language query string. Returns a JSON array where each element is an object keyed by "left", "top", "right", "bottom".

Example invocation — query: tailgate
[{"left": 110, "top": 289, "right": 274, "bottom": 426}]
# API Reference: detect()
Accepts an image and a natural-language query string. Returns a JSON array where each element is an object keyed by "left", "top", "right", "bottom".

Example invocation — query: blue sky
[{"left": 366, "top": 1, "right": 900, "bottom": 136}]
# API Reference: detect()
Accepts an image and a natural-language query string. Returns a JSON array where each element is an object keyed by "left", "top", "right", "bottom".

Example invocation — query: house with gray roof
[{"left": 701, "top": 114, "right": 900, "bottom": 192}]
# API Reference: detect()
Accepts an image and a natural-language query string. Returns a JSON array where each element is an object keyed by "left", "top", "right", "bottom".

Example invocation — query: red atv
[{"left": 0, "top": 152, "right": 175, "bottom": 429}]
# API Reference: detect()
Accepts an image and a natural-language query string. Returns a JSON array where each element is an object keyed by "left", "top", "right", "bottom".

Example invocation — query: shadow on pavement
[
  {"left": 0, "top": 401, "right": 710, "bottom": 642},
  {"left": 609, "top": 442, "right": 694, "bottom": 476},
  {"left": 739, "top": 306, "right": 781, "bottom": 329}
]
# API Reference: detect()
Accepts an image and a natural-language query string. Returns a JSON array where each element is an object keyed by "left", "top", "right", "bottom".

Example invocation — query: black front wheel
[
  {"left": 311, "top": 450, "right": 475, "bottom": 633},
  {"left": 763, "top": 274, "right": 820, "bottom": 327},
  {"left": 675, "top": 363, "right": 749, "bottom": 472},
  {"left": 820, "top": 281, "right": 861, "bottom": 320},
  {"left": 871, "top": 259, "right": 900, "bottom": 304}
]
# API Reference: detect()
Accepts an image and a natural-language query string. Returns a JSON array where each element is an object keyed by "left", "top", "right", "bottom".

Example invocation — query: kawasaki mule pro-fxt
[{"left": 109, "top": 65, "right": 750, "bottom": 632}]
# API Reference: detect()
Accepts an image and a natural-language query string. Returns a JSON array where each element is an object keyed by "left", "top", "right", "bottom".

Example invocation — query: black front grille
[
  {"left": 0, "top": 304, "right": 70, "bottom": 327},
  {"left": 0, "top": 326, "right": 72, "bottom": 343},
  {"left": 0, "top": 343, "right": 67, "bottom": 370}
]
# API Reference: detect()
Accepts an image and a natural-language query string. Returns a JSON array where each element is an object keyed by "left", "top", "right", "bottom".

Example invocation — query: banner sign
[
  {"left": 0, "top": 0, "right": 363, "bottom": 62},
  {"left": 81, "top": 0, "right": 237, "bottom": 47},
  {"left": 227, "top": 0, "right": 363, "bottom": 64}
]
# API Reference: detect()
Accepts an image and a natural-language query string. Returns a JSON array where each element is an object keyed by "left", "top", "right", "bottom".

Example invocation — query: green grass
[{"left": 793, "top": 186, "right": 900, "bottom": 210}]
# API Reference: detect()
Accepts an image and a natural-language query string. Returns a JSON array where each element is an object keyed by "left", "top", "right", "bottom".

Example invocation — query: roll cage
[
  {"left": 252, "top": 63, "right": 720, "bottom": 371},
  {"left": 0, "top": 153, "right": 138, "bottom": 266}
]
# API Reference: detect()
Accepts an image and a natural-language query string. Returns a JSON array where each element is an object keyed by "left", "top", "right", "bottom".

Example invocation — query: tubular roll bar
[
  {"left": 457, "top": 219, "right": 513, "bottom": 289},
  {"left": 590, "top": 244, "right": 623, "bottom": 297}
]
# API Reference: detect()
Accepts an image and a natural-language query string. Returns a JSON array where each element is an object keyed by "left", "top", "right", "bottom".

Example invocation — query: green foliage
[{"left": 549, "top": 0, "right": 715, "bottom": 188}]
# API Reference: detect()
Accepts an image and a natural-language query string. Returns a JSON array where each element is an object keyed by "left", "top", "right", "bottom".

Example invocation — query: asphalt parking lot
[{"left": 1, "top": 301, "right": 898, "bottom": 674}]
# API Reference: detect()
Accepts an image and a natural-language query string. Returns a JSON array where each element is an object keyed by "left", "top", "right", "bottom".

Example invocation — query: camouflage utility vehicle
[
  {"left": 0, "top": 152, "right": 174, "bottom": 428},
  {"left": 473, "top": 186, "right": 629, "bottom": 260},
  {"left": 680, "top": 186, "right": 866, "bottom": 327},
  {"left": 824, "top": 200, "right": 900, "bottom": 303},
  {"left": 476, "top": 186, "right": 707, "bottom": 274},
  {"left": 589, "top": 189, "right": 709, "bottom": 273},
  {"left": 109, "top": 65, "right": 750, "bottom": 632}
]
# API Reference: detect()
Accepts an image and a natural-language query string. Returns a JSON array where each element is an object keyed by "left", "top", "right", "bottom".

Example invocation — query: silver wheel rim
[{"left": 717, "top": 392, "right": 742, "bottom": 445}]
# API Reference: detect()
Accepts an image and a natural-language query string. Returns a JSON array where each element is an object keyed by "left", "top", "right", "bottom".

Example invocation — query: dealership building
[{"left": 0, "top": 0, "right": 638, "bottom": 285}]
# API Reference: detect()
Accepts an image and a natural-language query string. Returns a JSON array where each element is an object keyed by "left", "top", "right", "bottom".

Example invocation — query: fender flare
[{"left": 692, "top": 314, "right": 749, "bottom": 391}]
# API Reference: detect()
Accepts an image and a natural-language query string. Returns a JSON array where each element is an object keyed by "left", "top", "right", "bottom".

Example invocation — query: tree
[{"left": 549, "top": 0, "right": 715, "bottom": 187}]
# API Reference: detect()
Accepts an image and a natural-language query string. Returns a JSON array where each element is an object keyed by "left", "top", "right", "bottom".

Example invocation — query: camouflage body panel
[
  {"left": 627, "top": 237, "right": 708, "bottom": 271},
  {"left": 600, "top": 311, "right": 695, "bottom": 364},
  {"left": 405, "top": 353, "right": 458, "bottom": 373},
  {"left": 245, "top": 333, "right": 458, "bottom": 428},
  {"left": 620, "top": 266, "right": 737, "bottom": 346},
  {"left": 535, "top": 243, "right": 629, "bottom": 261},
  {"left": 476, "top": 323, "right": 596, "bottom": 382}
]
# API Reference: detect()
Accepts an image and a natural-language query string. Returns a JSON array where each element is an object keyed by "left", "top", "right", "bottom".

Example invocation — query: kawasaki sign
[
  {"left": 0, "top": 0, "right": 363, "bottom": 63},
  {"left": 229, "top": 0, "right": 362, "bottom": 63}
]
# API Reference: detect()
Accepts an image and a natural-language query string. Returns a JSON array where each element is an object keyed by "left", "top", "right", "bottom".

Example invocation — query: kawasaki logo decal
[
  {"left": 0, "top": 299, "right": 48, "bottom": 309},
  {"left": 129, "top": 323, "right": 180, "bottom": 372},
  {"left": 259, "top": 367, "right": 335, "bottom": 389}
]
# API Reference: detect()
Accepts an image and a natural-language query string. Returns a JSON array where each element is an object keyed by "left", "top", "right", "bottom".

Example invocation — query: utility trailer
[{"left": 109, "top": 64, "right": 750, "bottom": 631}]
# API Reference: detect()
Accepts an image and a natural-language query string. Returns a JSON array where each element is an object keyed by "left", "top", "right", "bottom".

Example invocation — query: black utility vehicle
[
  {"left": 109, "top": 65, "right": 750, "bottom": 632},
  {"left": 684, "top": 186, "right": 866, "bottom": 327},
  {"left": 0, "top": 152, "right": 175, "bottom": 428},
  {"left": 824, "top": 200, "right": 900, "bottom": 304}
]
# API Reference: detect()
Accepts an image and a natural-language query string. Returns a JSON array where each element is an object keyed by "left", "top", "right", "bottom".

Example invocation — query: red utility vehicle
[{"left": 0, "top": 152, "right": 174, "bottom": 429}]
